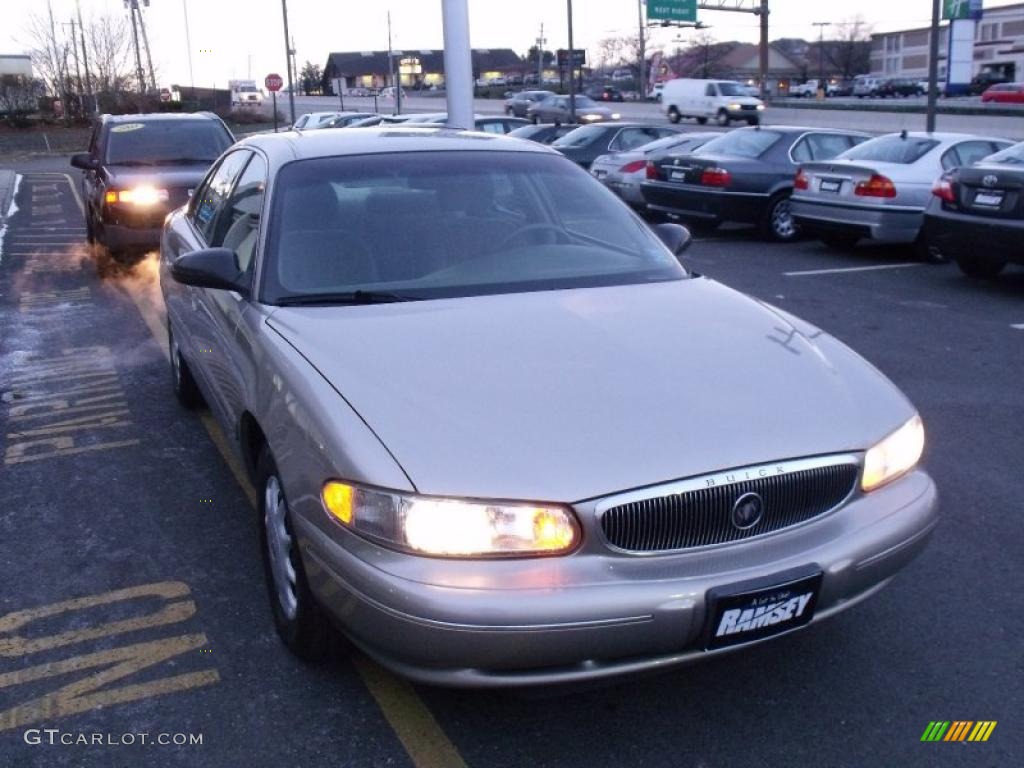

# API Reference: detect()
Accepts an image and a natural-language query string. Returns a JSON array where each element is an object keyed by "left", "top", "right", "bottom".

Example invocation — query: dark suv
[
  {"left": 71, "top": 113, "right": 234, "bottom": 257},
  {"left": 877, "top": 78, "right": 923, "bottom": 97}
]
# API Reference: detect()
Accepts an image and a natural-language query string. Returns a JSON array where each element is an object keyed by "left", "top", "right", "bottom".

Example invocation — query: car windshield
[
  {"left": 552, "top": 125, "right": 607, "bottom": 148},
  {"left": 982, "top": 141, "right": 1024, "bottom": 165},
  {"left": 716, "top": 82, "right": 746, "bottom": 97},
  {"left": 839, "top": 135, "right": 939, "bottom": 164},
  {"left": 263, "top": 151, "right": 684, "bottom": 304},
  {"left": 693, "top": 129, "right": 782, "bottom": 159},
  {"left": 105, "top": 120, "right": 232, "bottom": 165}
]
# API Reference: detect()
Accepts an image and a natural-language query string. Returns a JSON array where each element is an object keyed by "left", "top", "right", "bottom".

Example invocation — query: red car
[{"left": 981, "top": 83, "right": 1024, "bottom": 103}]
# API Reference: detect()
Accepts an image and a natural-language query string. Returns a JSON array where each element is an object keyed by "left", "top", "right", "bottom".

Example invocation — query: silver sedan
[
  {"left": 527, "top": 94, "right": 620, "bottom": 125},
  {"left": 160, "top": 126, "right": 937, "bottom": 687},
  {"left": 791, "top": 131, "right": 1012, "bottom": 254}
]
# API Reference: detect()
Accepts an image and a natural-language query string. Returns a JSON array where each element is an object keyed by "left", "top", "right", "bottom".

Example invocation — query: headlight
[
  {"left": 728, "top": 103, "right": 741, "bottom": 110},
  {"left": 581, "top": 113, "right": 600, "bottom": 122},
  {"left": 611, "top": 113, "right": 621, "bottom": 119},
  {"left": 105, "top": 186, "right": 169, "bottom": 206},
  {"left": 861, "top": 415, "right": 925, "bottom": 492},
  {"left": 756, "top": 104, "right": 766, "bottom": 111},
  {"left": 321, "top": 481, "right": 580, "bottom": 557}
]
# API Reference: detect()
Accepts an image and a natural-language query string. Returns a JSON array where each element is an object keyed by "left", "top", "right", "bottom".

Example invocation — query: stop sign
[{"left": 265, "top": 73, "right": 283, "bottom": 92}]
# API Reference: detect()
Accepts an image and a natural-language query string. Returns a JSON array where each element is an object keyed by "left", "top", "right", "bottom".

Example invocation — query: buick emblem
[
  {"left": 982, "top": 175, "right": 999, "bottom": 187},
  {"left": 731, "top": 492, "right": 764, "bottom": 531}
]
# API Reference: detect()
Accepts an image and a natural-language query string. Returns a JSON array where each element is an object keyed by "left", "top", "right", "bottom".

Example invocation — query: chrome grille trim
[{"left": 595, "top": 454, "right": 861, "bottom": 555}]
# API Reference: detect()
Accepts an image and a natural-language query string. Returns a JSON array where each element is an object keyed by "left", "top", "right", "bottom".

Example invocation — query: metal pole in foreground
[
  {"left": 637, "top": 0, "right": 646, "bottom": 100},
  {"left": 281, "top": 0, "right": 296, "bottom": 124},
  {"left": 758, "top": 0, "right": 769, "bottom": 100},
  {"left": 272, "top": 91, "right": 278, "bottom": 132},
  {"left": 926, "top": 0, "right": 941, "bottom": 133},
  {"left": 76, "top": 0, "right": 95, "bottom": 114},
  {"left": 441, "top": 0, "right": 474, "bottom": 129},
  {"left": 567, "top": 0, "right": 576, "bottom": 124}
]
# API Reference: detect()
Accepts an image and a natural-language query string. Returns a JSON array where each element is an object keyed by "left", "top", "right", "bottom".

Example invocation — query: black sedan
[
  {"left": 552, "top": 123, "right": 681, "bottom": 169},
  {"left": 71, "top": 112, "right": 234, "bottom": 258},
  {"left": 923, "top": 142, "right": 1024, "bottom": 278},
  {"left": 641, "top": 126, "right": 870, "bottom": 241},
  {"left": 507, "top": 123, "right": 577, "bottom": 145},
  {"left": 584, "top": 84, "right": 625, "bottom": 102}
]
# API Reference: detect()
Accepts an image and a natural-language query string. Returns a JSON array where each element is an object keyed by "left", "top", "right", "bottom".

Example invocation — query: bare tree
[
  {"left": 20, "top": 12, "right": 68, "bottom": 101},
  {"left": 824, "top": 17, "right": 874, "bottom": 80},
  {"left": 85, "top": 14, "right": 134, "bottom": 94}
]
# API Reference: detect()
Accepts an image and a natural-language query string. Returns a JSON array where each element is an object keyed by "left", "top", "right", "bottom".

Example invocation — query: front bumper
[
  {"left": 923, "top": 210, "right": 1024, "bottom": 265},
  {"left": 791, "top": 197, "right": 924, "bottom": 244},
  {"left": 642, "top": 181, "right": 769, "bottom": 224},
  {"left": 297, "top": 469, "right": 938, "bottom": 687}
]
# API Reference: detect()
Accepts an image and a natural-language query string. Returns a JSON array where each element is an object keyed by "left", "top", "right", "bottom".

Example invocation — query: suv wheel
[{"left": 258, "top": 448, "right": 332, "bottom": 661}]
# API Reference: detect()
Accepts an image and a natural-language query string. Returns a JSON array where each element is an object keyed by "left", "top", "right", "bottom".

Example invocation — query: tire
[
  {"left": 258, "top": 448, "right": 332, "bottom": 662},
  {"left": 168, "top": 323, "right": 204, "bottom": 409},
  {"left": 531, "top": 114, "right": 540, "bottom": 125},
  {"left": 85, "top": 210, "right": 95, "bottom": 245},
  {"left": 667, "top": 106, "right": 681, "bottom": 124},
  {"left": 821, "top": 233, "right": 860, "bottom": 251},
  {"left": 716, "top": 110, "right": 730, "bottom": 127},
  {"left": 696, "top": 117, "right": 708, "bottom": 125},
  {"left": 760, "top": 193, "right": 798, "bottom": 242},
  {"left": 956, "top": 255, "right": 1006, "bottom": 278}
]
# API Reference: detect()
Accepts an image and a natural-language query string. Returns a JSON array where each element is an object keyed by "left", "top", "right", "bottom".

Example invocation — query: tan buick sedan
[{"left": 159, "top": 127, "right": 937, "bottom": 687}]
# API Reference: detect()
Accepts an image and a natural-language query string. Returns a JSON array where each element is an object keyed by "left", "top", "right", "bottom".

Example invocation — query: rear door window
[
  {"left": 841, "top": 136, "right": 939, "bottom": 164},
  {"left": 942, "top": 141, "right": 1001, "bottom": 170},
  {"left": 191, "top": 151, "right": 251, "bottom": 242}
]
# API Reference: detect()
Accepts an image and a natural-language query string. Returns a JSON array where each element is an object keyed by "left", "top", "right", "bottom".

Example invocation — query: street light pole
[
  {"left": 812, "top": 22, "right": 831, "bottom": 90},
  {"left": 567, "top": 0, "right": 576, "bottom": 124},
  {"left": 536, "top": 23, "right": 546, "bottom": 85},
  {"left": 441, "top": 0, "right": 474, "bottom": 129},
  {"left": 281, "top": 0, "right": 296, "bottom": 124},
  {"left": 926, "top": 0, "right": 941, "bottom": 132},
  {"left": 637, "top": 0, "right": 646, "bottom": 99}
]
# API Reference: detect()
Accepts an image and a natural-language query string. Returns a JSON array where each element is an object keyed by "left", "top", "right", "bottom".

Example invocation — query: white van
[
  {"left": 660, "top": 79, "right": 764, "bottom": 126},
  {"left": 853, "top": 75, "right": 883, "bottom": 98}
]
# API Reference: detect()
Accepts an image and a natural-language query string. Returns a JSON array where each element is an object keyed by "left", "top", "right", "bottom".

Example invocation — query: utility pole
[
  {"left": 758, "top": 0, "right": 769, "bottom": 99},
  {"left": 388, "top": 11, "right": 399, "bottom": 114},
  {"left": 64, "top": 21, "right": 84, "bottom": 96},
  {"left": 76, "top": 0, "right": 94, "bottom": 114},
  {"left": 926, "top": 0, "right": 940, "bottom": 132},
  {"left": 812, "top": 21, "right": 831, "bottom": 92},
  {"left": 134, "top": 1, "right": 157, "bottom": 91},
  {"left": 125, "top": 1, "right": 146, "bottom": 93},
  {"left": 182, "top": 0, "right": 195, "bottom": 94},
  {"left": 47, "top": 1, "right": 70, "bottom": 123},
  {"left": 281, "top": 0, "right": 296, "bottom": 123},
  {"left": 442, "top": 0, "right": 474, "bottom": 129},
  {"left": 567, "top": 0, "right": 576, "bottom": 123},
  {"left": 536, "top": 23, "right": 546, "bottom": 84},
  {"left": 637, "top": 0, "right": 647, "bottom": 98}
]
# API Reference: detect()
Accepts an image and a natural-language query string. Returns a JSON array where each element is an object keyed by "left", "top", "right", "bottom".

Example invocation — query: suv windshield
[
  {"left": 839, "top": 135, "right": 939, "bottom": 164},
  {"left": 105, "top": 120, "right": 233, "bottom": 165},
  {"left": 263, "top": 151, "right": 683, "bottom": 304},
  {"left": 716, "top": 82, "right": 746, "bottom": 97},
  {"left": 694, "top": 129, "right": 782, "bottom": 159}
]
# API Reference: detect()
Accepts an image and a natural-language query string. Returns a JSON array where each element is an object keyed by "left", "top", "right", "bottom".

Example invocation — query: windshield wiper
[
  {"left": 152, "top": 157, "right": 217, "bottom": 165},
  {"left": 276, "top": 290, "right": 425, "bottom": 306}
]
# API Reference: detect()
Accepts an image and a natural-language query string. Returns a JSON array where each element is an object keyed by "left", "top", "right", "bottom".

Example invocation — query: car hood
[
  {"left": 267, "top": 280, "right": 914, "bottom": 501},
  {"left": 105, "top": 163, "right": 212, "bottom": 189}
]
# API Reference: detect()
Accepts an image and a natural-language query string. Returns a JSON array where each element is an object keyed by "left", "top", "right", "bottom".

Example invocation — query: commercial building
[
  {"left": 0, "top": 54, "right": 32, "bottom": 77},
  {"left": 870, "top": 2, "right": 1024, "bottom": 82},
  {"left": 322, "top": 48, "right": 522, "bottom": 93}
]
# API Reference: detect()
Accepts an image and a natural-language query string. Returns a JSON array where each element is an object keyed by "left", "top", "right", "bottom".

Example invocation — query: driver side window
[
  {"left": 190, "top": 151, "right": 250, "bottom": 242},
  {"left": 218, "top": 155, "right": 267, "bottom": 274}
]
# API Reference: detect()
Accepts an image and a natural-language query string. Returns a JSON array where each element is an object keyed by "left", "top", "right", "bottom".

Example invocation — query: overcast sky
[{"left": 5, "top": 1, "right": 1020, "bottom": 87}]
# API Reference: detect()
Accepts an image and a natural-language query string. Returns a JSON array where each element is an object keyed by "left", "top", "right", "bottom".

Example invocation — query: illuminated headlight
[
  {"left": 581, "top": 113, "right": 601, "bottom": 122},
  {"left": 321, "top": 481, "right": 580, "bottom": 557},
  {"left": 861, "top": 415, "right": 925, "bottom": 492},
  {"left": 757, "top": 104, "right": 766, "bottom": 111},
  {"left": 106, "top": 186, "right": 169, "bottom": 206},
  {"left": 611, "top": 113, "right": 621, "bottom": 119},
  {"left": 728, "top": 103, "right": 742, "bottom": 110}
]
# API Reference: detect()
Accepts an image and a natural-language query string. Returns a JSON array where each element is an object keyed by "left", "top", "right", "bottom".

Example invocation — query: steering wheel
[{"left": 494, "top": 223, "right": 571, "bottom": 252}]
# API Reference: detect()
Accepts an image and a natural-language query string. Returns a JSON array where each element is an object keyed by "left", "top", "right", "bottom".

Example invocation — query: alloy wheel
[
  {"left": 264, "top": 475, "right": 298, "bottom": 621},
  {"left": 772, "top": 199, "right": 796, "bottom": 240}
]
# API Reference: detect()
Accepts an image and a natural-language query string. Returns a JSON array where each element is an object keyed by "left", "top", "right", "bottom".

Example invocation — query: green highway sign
[
  {"left": 943, "top": 0, "right": 983, "bottom": 21},
  {"left": 647, "top": 0, "right": 698, "bottom": 23}
]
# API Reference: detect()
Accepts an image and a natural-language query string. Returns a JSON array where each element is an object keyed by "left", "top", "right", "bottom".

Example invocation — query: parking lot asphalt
[{"left": 1, "top": 157, "right": 1021, "bottom": 768}]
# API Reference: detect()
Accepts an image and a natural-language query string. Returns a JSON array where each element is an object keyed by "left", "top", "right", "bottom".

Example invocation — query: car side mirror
[
  {"left": 170, "top": 247, "right": 249, "bottom": 296},
  {"left": 71, "top": 153, "right": 98, "bottom": 171},
  {"left": 653, "top": 222, "right": 692, "bottom": 259}
]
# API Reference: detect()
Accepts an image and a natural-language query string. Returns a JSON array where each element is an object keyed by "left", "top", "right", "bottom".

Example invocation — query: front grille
[{"left": 599, "top": 461, "right": 859, "bottom": 553}]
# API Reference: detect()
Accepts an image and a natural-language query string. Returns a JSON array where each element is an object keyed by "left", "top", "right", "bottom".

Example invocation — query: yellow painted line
[{"left": 72, "top": 178, "right": 465, "bottom": 766}]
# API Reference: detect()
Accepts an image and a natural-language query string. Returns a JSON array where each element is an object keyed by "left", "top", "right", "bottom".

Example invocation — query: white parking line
[
  {"left": 784, "top": 263, "right": 924, "bottom": 277},
  {"left": 1012, "top": 324, "right": 1024, "bottom": 330}
]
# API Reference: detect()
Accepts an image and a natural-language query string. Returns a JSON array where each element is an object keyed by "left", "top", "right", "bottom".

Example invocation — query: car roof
[
  {"left": 237, "top": 125, "right": 558, "bottom": 162},
  {"left": 872, "top": 131, "right": 1010, "bottom": 143}
]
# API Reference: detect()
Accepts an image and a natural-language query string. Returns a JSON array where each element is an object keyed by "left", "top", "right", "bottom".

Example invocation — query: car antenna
[{"left": 900, "top": 129, "right": 908, "bottom": 139}]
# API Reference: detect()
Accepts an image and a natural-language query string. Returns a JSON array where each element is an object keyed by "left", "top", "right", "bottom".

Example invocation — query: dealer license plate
[
  {"left": 705, "top": 568, "right": 822, "bottom": 651},
  {"left": 819, "top": 179, "right": 842, "bottom": 193},
  {"left": 670, "top": 170, "right": 686, "bottom": 181},
  {"left": 974, "top": 191, "right": 1004, "bottom": 207}
]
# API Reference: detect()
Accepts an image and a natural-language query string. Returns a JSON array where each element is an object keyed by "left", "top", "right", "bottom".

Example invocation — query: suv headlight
[
  {"left": 321, "top": 481, "right": 580, "bottom": 557},
  {"left": 861, "top": 415, "right": 925, "bottom": 492}
]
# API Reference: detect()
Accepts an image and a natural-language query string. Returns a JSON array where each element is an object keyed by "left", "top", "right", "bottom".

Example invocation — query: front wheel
[
  {"left": 760, "top": 193, "right": 798, "bottom": 242},
  {"left": 716, "top": 110, "right": 730, "bottom": 127},
  {"left": 258, "top": 448, "right": 332, "bottom": 662},
  {"left": 956, "top": 255, "right": 1006, "bottom": 278},
  {"left": 667, "top": 106, "right": 681, "bottom": 124},
  {"left": 169, "top": 324, "right": 203, "bottom": 409}
]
